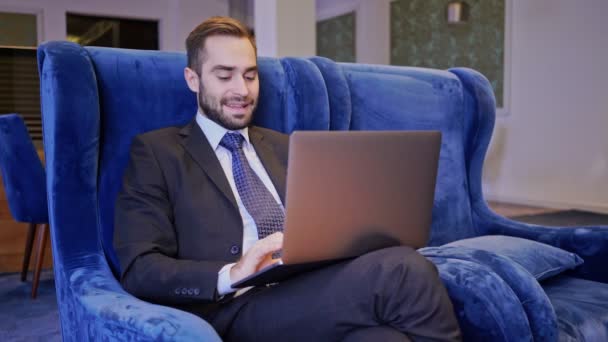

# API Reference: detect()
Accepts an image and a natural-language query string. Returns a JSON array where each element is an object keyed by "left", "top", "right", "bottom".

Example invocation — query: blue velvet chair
[
  {"left": 0, "top": 113, "right": 50, "bottom": 299},
  {"left": 37, "top": 41, "right": 608, "bottom": 341}
]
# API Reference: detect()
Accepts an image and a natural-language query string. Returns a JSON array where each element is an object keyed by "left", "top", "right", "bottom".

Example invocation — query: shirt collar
[{"left": 195, "top": 108, "right": 251, "bottom": 151}]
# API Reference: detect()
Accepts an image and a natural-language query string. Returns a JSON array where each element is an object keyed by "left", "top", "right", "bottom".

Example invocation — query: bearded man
[{"left": 114, "top": 16, "right": 461, "bottom": 342}]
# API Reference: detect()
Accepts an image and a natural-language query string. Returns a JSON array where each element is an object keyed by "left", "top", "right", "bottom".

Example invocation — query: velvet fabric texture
[
  {"left": 37, "top": 41, "right": 608, "bottom": 341},
  {"left": 312, "top": 60, "right": 477, "bottom": 246},
  {"left": 425, "top": 256, "right": 533, "bottom": 341},
  {"left": 38, "top": 42, "right": 221, "bottom": 341},
  {"left": 421, "top": 246, "right": 558, "bottom": 341},
  {"left": 0, "top": 114, "right": 47, "bottom": 223},
  {"left": 544, "top": 276, "right": 608, "bottom": 341},
  {"left": 444, "top": 235, "right": 584, "bottom": 281}
]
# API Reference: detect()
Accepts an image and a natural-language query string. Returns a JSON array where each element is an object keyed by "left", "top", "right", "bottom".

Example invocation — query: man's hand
[{"left": 230, "top": 232, "right": 283, "bottom": 284}]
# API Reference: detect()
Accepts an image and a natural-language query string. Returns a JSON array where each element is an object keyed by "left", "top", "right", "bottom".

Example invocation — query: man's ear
[{"left": 184, "top": 67, "right": 200, "bottom": 93}]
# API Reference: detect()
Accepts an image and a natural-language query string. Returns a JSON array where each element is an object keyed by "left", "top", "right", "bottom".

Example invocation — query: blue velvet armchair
[
  {"left": 0, "top": 113, "right": 50, "bottom": 299},
  {"left": 37, "top": 41, "right": 608, "bottom": 341}
]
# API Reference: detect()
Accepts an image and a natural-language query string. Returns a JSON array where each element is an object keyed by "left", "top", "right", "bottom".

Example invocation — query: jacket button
[
  {"left": 230, "top": 245, "right": 240, "bottom": 255},
  {"left": 194, "top": 288, "right": 200, "bottom": 295},
  {"left": 181, "top": 288, "right": 188, "bottom": 295},
  {"left": 174, "top": 288, "right": 181, "bottom": 295},
  {"left": 187, "top": 288, "right": 194, "bottom": 295}
]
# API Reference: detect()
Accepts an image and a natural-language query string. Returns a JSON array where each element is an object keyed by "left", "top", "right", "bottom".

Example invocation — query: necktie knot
[{"left": 220, "top": 132, "right": 245, "bottom": 152}]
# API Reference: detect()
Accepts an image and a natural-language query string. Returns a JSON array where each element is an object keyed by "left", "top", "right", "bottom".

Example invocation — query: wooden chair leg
[
  {"left": 31, "top": 223, "right": 49, "bottom": 299},
  {"left": 21, "top": 223, "right": 37, "bottom": 282}
]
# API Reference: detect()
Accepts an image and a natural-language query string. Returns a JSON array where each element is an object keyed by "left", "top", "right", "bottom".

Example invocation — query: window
[
  {"left": 0, "top": 11, "right": 40, "bottom": 143},
  {"left": 66, "top": 13, "right": 158, "bottom": 50}
]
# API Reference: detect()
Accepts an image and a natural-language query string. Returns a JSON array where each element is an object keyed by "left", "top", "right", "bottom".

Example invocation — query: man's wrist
[{"left": 217, "top": 262, "right": 237, "bottom": 296}]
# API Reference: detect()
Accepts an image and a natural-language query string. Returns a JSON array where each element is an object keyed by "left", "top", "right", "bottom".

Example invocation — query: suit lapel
[
  {"left": 178, "top": 120, "right": 239, "bottom": 212},
  {"left": 249, "top": 127, "right": 287, "bottom": 204}
]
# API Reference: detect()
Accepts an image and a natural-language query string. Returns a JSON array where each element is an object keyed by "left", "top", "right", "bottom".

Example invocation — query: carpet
[
  {"left": 0, "top": 269, "right": 60, "bottom": 342},
  {"left": 511, "top": 209, "right": 608, "bottom": 227}
]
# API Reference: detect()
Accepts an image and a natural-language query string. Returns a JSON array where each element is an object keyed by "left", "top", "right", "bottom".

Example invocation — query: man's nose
[{"left": 232, "top": 76, "right": 249, "bottom": 96}]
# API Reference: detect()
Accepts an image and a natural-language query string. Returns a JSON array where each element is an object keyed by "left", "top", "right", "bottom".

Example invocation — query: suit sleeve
[{"left": 114, "top": 136, "right": 226, "bottom": 304}]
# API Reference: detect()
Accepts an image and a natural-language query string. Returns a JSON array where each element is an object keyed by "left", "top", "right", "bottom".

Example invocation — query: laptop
[{"left": 231, "top": 130, "right": 441, "bottom": 288}]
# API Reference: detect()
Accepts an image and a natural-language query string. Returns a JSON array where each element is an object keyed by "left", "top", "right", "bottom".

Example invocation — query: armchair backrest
[
  {"left": 309, "top": 59, "right": 493, "bottom": 246},
  {"left": 0, "top": 113, "right": 47, "bottom": 223},
  {"left": 38, "top": 41, "right": 495, "bottom": 276}
]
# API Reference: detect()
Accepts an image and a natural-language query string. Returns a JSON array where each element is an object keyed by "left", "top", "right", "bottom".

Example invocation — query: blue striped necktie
[{"left": 220, "top": 132, "right": 285, "bottom": 239}]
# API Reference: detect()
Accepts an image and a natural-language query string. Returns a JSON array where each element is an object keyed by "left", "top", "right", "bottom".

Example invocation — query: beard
[{"left": 198, "top": 82, "right": 257, "bottom": 131}]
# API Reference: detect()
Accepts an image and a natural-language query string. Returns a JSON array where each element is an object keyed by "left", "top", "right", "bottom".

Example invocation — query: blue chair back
[
  {"left": 37, "top": 41, "right": 495, "bottom": 278},
  {"left": 0, "top": 113, "right": 47, "bottom": 223},
  {"left": 308, "top": 59, "right": 496, "bottom": 245}
]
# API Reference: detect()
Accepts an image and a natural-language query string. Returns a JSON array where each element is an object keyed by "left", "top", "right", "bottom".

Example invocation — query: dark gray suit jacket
[{"left": 114, "top": 118, "right": 289, "bottom": 311}]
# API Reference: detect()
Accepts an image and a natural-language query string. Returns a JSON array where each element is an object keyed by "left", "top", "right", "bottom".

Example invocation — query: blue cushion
[
  {"left": 425, "top": 257, "right": 533, "bottom": 341},
  {"left": 444, "top": 235, "right": 583, "bottom": 281},
  {"left": 421, "top": 246, "right": 558, "bottom": 341}
]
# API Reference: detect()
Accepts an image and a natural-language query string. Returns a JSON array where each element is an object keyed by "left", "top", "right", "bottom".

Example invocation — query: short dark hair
[{"left": 186, "top": 16, "right": 256, "bottom": 75}]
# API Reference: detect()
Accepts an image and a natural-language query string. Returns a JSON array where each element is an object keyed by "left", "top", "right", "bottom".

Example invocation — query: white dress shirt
[{"left": 195, "top": 111, "right": 284, "bottom": 296}]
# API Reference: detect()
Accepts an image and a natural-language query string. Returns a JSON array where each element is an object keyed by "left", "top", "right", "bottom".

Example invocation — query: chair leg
[
  {"left": 31, "top": 223, "right": 49, "bottom": 299},
  {"left": 21, "top": 223, "right": 37, "bottom": 282}
]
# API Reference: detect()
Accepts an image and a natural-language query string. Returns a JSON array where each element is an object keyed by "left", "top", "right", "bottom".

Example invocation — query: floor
[
  {"left": 0, "top": 270, "right": 60, "bottom": 342},
  {"left": 487, "top": 200, "right": 560, "bottom": 218}
]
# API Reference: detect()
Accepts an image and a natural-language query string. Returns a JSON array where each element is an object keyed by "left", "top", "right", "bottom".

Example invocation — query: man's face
[{"left": 192, "top": 35, "right": 259, "bottom": 130}]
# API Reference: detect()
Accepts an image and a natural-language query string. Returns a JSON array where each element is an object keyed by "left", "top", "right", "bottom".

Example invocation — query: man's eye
[
  {"left": 245, "top": 74, "right": 257, "bottom": 81},
  {"left": 217, "top": 76, "right": 230, "bottom": 81}
]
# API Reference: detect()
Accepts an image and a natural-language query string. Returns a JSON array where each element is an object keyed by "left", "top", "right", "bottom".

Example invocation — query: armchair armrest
[
  {"left": 423, "top": 255, "right": 533, "bottom": 342},
  {"left": 62, "top": 263, "right": 221, "bottom": 341},
  {"left": 473, "top": 202, "right": 608, "bottom": 283},
  {"left": 450, "top": 64, "right": 608, "bottom": 283}
]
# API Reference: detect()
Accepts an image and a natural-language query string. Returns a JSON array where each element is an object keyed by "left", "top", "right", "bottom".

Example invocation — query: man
[{"left": 114, "top": 16, "right": 461, "bottom": 341}]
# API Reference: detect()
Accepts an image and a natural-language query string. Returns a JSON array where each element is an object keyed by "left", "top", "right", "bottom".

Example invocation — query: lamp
[{"left": 446, "top": 1, "right": 470, "bottom": 24}]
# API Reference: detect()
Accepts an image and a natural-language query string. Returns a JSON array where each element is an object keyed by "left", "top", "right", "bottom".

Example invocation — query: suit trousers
[{"left": 207, "top": 246, "right": 462, "bottom": 341}]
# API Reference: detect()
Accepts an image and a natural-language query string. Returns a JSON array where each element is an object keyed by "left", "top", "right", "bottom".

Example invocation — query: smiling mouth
[
  {"left": 223, "top": 99, "right": 255, "bottom": 116},
  {"left": 224, "top": 102, "right": 250, "bottom": 110}
]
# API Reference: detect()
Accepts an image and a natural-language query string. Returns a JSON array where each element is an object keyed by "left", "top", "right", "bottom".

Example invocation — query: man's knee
[
  {"left": 317, "top": 246, "right": 444, "bottom": 307},
  {"left": 351, "top": 246, "right": 446, "bottom": 311},
  {"left": 357, "top": 246, "right": 438, "bottom": 280},
  {"left": 357, "top": 247, "right": 459, "bottom": 340}
]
